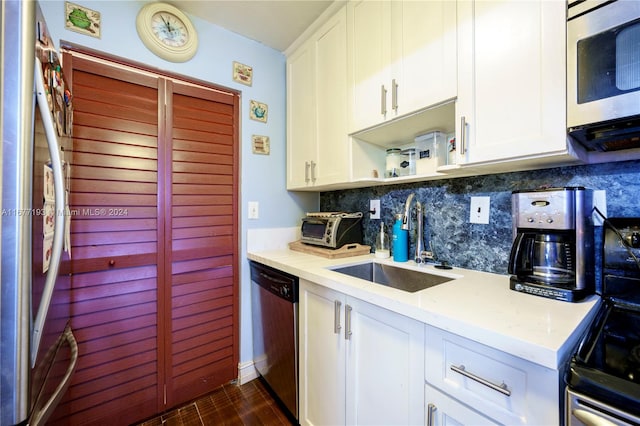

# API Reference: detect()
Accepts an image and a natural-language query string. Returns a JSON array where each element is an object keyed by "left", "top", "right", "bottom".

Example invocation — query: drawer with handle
[
  {"left": 425, "top": 384, "right": 497, "bottom": 426},
  {"left": 425, "top": 325, "right": 559, "bottom": 425}
]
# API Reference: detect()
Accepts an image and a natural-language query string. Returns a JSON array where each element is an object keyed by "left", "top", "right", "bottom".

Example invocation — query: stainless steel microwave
[
  {"left": 567, "top": 0, "right": 640, "bottom": 152},
  {"left": 300, "top": 212, "right": 363, "bottom": 249}
]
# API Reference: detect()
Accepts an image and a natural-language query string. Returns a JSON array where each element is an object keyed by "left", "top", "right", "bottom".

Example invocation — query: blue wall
[{"left": 321, "top": 159, "right": 640, "bottom": 278}]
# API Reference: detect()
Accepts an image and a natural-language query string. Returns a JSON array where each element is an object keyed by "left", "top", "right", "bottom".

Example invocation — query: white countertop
[{"left": 247, "top": 248, "right": 601, "bottom": 370}]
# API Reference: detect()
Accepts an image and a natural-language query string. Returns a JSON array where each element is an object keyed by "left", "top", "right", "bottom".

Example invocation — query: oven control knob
[
  {"left": 631, "top": 232, "right": 640, "bottom": 248},
  {"left": 547, "top": 218, "right": 554, "bottom": 223},
  {"left": 527, "top": 217, "right": 534, "bottom": 223}
]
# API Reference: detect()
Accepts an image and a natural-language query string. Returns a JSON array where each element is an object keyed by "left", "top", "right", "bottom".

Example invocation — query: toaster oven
[{"left": 300, "top": 212, "right": 363, "bottom": 249}]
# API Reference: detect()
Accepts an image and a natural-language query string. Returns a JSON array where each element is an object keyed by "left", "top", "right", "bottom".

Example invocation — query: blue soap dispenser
[{"left": 392, "top": 213, "right": 408, "bottom": 262}]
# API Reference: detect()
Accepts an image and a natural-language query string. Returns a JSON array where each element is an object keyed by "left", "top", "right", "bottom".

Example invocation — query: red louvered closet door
[
  {"left": 164, "top": 80, "right": 239, "bottom": 407},
  {"left": 55, "top": 53, "right": 162, "bottom": 425},
  {"left": 51, "top": 51, "right": 239, "bottom": 425}
]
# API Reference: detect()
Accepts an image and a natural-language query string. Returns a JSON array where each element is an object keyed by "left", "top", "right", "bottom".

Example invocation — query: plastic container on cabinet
[
  {"left": 415, "top": 131, "right": 447, "bottom": 174},
  {"left": 446, "top": 133, "right": 456, "bottom": 165},
  {"left": 399, "top": 148, "right": 416, "bottom": 176}
]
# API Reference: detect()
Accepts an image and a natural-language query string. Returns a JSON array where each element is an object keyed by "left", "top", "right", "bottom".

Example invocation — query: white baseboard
[{"left": 237, "top": 360, "right": 258, "bottom": 385}]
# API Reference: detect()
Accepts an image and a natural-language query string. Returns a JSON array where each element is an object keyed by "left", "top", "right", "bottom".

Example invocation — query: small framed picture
[
  {"left": 233, "top": 61, "right": 253, "bottom": 86},
  {"left": 249, "top": 100, "right": 268, "bottom": 123},
  {"left": 65, "top": 2, "right": 101, "bottom": 38},
  {"left": 252, "top": 135, "right": 270, "bottom": 155}
]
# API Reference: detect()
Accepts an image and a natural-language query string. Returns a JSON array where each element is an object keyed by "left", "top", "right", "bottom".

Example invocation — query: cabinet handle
[
  {"left": 334, "top": 300, "right": 342, "bottom": 334},
  {"left": 305, "top": 161, "right": 310, "bottom": 183},
  {"left": 459, "top": 116, "right": 467, "bottom": 155},
  {"left": 310, "top": 160, "right": 317, "bottom": 183},
  {"left": 345, "top": 304, "right": 353, "bottom": 340},
  {"left": 392, "top": 79, "right": 398, "bottom": 111},
  {"left": 426, "top": 403, "right": 436, "bottom": 426},
  {"left": 381, "top": 85, "right": 387, "bottom": 116},
  {"left": 450, "top": 364, "right": 511, "bottom": 396}
]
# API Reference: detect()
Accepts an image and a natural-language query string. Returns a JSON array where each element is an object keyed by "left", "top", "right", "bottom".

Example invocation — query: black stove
[{"left": 566, "top": 218, "right": 640, "bottom": 423}]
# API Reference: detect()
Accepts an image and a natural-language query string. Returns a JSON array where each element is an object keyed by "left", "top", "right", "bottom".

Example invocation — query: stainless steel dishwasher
[{"left": 250, "top": 261, "right": 299, "bottom": 422}]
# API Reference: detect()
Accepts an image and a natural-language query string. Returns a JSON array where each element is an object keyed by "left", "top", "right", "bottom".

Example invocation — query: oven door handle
[{"left": 573, "top": 408, "right": 618, "bottom": 426}]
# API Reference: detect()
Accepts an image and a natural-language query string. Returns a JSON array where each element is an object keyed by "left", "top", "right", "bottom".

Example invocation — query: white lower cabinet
[
  {"left": 425, "top": 325, "right": 560, "bottom": 425},
  {"left": 299, "top": 279, "right": 425, "bottom": 426}
]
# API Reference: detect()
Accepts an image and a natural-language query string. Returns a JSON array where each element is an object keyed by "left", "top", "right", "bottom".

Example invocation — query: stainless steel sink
[{"left": 330, "top": 262, "right": 454, "bottom": 293}]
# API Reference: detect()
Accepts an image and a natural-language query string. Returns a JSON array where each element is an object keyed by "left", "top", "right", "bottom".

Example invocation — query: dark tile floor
[{"left": 135, "top": 379, "right": 295, "bottom": 426}]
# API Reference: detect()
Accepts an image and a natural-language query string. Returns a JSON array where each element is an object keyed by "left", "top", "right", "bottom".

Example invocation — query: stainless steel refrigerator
[{"left": 1, "top": 1, "right": 78, "bottom": 424}]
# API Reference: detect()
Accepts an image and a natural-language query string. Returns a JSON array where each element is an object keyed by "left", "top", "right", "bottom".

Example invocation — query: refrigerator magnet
[{"left": 44, "top": 164, "right": 54, "bottom": 201}]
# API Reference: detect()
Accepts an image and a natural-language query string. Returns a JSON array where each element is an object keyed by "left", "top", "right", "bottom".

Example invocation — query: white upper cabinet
[
  {"left": 347, "top": 0, "right": 390, "bottom": 133},
  {"left": 455, "top": 0, "right": 568, "bottom": 165},
  {"left": 315, "top": 8, "right": 349, "bottom": 187},
  {"left": 348, "top": 0, "right": 457, "bottom": 134},
  {"left": 287, "top": 41, "right": 315, "bottom": 189},
  {"left": 287, "top": 7, "right": 349, "bottom": 190},
  {"left": 286, "top": 0, "right": 581, "bottom": 192},
  {"left": 393, "top": 0, "right": 457, "bottom": 118}
]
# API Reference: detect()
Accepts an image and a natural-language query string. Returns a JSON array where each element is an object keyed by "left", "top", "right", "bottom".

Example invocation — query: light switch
[
  {"left": 370, "top": 200, "right": 381, "bottom": 219},
  {"left": 470, "top": 196, "right": 490, "bottom": 224},
  {"left": 248, "top": 201, "right": 259, "bottom": 219}
]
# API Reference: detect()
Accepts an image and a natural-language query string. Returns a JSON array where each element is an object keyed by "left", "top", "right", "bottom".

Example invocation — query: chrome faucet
[{"left": 402, "top": 193, "right": 427, "bottom": 263}]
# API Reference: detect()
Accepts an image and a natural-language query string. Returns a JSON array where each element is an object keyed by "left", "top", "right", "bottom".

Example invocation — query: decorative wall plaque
[
  {"left": 65, "top": 2, "right": 101, "bottom": 38},
  {"left": 252, "top": 135, "right": 270, "bottom": 155},
  {"left": 233, "top": 61, "right": 253, "bottom": 86},
  {"left": 249, "top": 100, "right": 268, "bottom": 123}
]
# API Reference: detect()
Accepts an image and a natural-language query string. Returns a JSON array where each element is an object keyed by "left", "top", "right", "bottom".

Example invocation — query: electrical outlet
[
  {"left": 470, "top": 196, "right": 490, "bottom": 224},
  {"left": 593, "top": 190, "right": 606, "bottom": 226},
  {"left": 370, "top": 199, "right": 381, "bottom": 219},
  {"left": 248, "top": 201, "right": 259, "bottom": 219}
]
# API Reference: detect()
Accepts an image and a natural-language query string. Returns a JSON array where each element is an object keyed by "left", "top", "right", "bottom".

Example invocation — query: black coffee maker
[{"left": 508, "top": 187, "right": 594, "bottom": 302}]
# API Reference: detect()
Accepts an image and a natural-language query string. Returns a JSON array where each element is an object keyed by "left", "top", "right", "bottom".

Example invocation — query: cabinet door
[
  {"left": 346, "top": 297, "right": 425, "bottom": 426},
  {"left": 348, "top": 0, "right": 392, "bottom": 133},
  {"left": 286, "top": 41, "right": 316, "bottom": 189},
  {"left": 456, "top": 0, "right": 566, "bottom": 164},
  {"left": 314, "top": 7, "right": 350, "bottom": 186},
  {"left": 394, "top": 0, "right": 457, "bottom": 117},
  {"left": 425, "top": 384, "right": 498, "bottom": 426},
  {"left": 299, "top": 280, "right": 346, "bottom": 426}
]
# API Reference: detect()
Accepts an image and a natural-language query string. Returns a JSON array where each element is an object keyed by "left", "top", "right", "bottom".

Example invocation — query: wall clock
[{"left": 136, "top": 2, "right": 198, "bottom": 62}]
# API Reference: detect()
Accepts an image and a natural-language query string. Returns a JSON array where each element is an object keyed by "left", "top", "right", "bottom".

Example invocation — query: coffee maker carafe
[{"left": 508, "top": 187, "right": 594, "bottom": 302}]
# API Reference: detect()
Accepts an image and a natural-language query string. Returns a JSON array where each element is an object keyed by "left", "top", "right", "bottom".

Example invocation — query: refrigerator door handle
[
  {"left": 29, "top": 326, "right": 78, "bottom": 426},
  {"left": 31, "top": 57, "right": 66, "bottom": 367}
]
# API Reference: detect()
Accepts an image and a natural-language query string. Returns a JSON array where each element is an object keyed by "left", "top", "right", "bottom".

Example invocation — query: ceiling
[{"left": 174, "top": 0, "right": 335, "bottom": 52}]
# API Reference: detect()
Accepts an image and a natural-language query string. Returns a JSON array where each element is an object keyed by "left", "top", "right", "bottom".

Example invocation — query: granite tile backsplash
[{"left": 320, "top": 160, "right": 640, "bottom": 277}]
